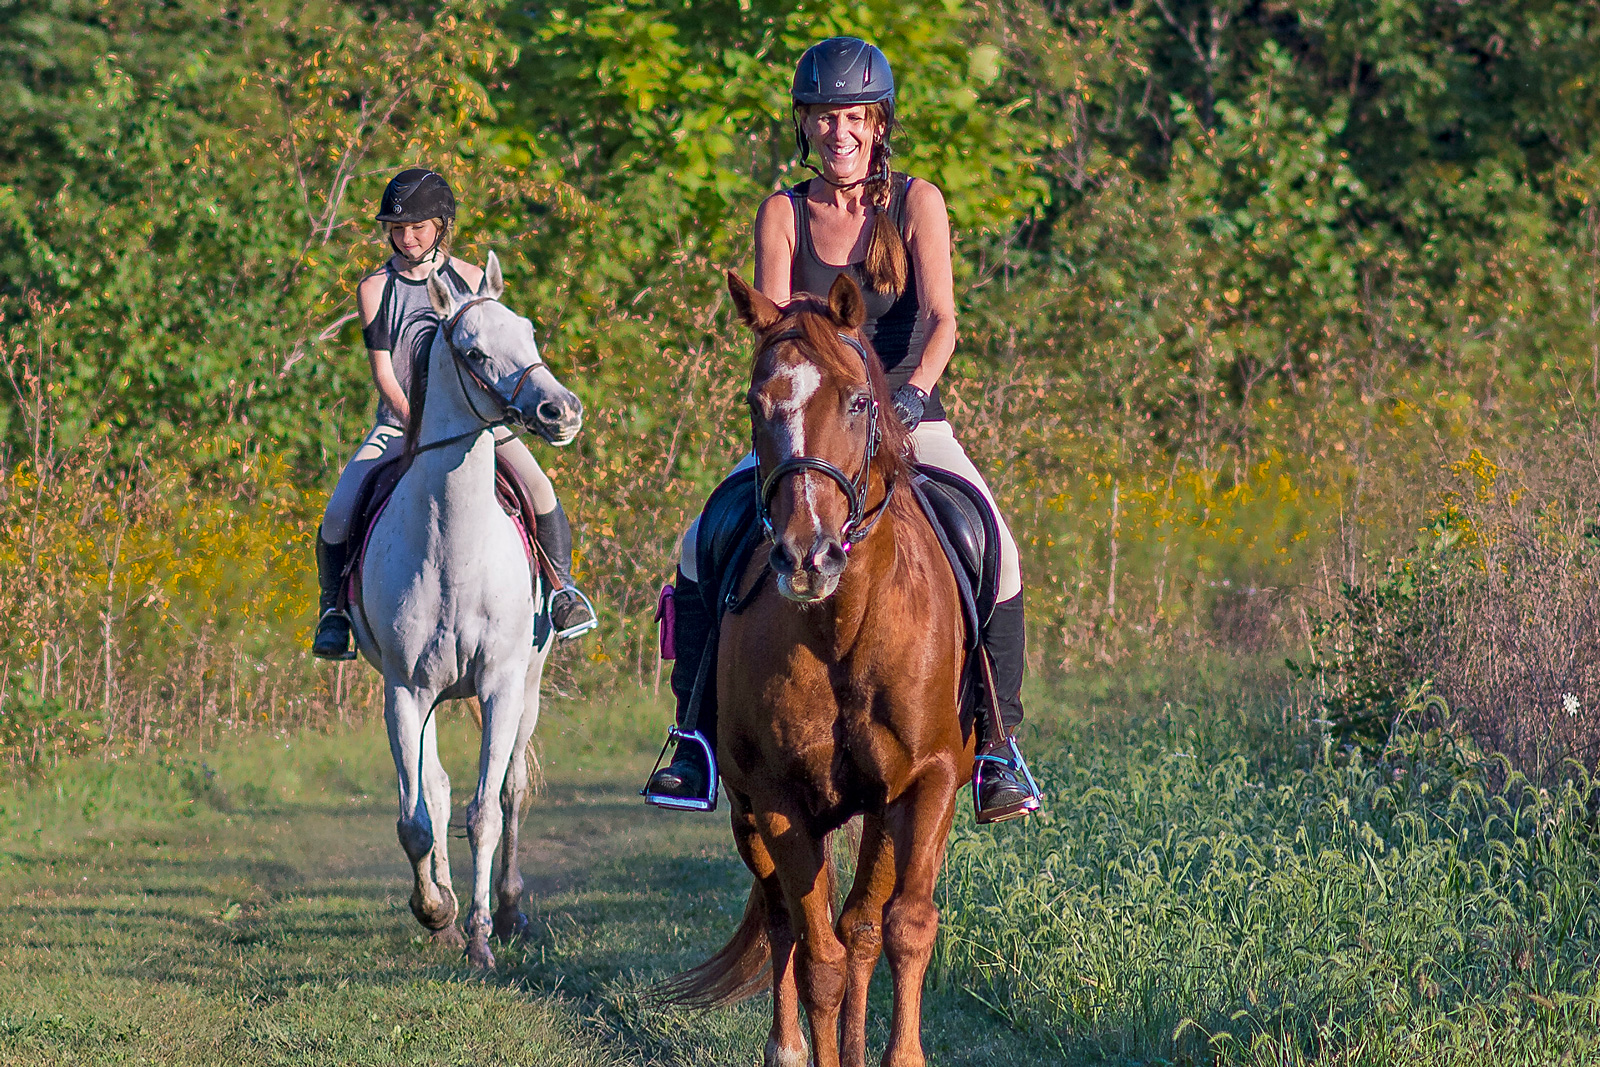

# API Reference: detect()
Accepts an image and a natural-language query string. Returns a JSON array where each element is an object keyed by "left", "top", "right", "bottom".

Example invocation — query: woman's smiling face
[
  {"left": 388, "top": 219, "right": 441, "bottom": 262},
  {"left": 802, "top": 105, "right": 883, "bottom": 184}
]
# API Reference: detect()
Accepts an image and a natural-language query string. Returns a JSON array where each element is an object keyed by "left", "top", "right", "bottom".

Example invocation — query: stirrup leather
[
  {"left": 549, "top": 586, "right": 599, "bottom": 641},
  {"left": 313, "top": 608, "right": 357, "bottom": 661},
  {"left": 641, "top": 727, "right": 719, "bottom": 812},
  {"left": 972, "top": 735, "right": 1042, "bottom": 824}
]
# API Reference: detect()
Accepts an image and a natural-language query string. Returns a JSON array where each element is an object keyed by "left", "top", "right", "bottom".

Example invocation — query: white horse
[{"left": 349, "top": 252, "right": 582, "bottom": 970}]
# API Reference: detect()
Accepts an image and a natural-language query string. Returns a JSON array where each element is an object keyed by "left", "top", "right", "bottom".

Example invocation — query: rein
[
  {"left": 753, "top": 330, "right": 897, "bottom": 554},
  {"left": 412, "top": 294, "right": 548, "bottom": 455}
]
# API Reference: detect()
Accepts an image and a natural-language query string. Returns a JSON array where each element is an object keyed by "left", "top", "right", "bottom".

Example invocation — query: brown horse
[{"left": 657, "top": 271, "right": 972, "bottom": 1067}]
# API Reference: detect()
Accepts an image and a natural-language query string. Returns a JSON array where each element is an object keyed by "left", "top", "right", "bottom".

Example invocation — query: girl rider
[
  {"left": 312, "top": 168, "right": 595, "bottom": 659},
  {"left": 645, "top": 39, "right": 1041, "bottom": 822}
]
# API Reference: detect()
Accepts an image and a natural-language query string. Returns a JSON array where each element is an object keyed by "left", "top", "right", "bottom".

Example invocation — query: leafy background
[{"left": 2, "top": 0, "right": 1598, "bottom": 765}]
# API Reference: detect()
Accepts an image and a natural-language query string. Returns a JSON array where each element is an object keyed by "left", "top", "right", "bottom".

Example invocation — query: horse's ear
[
  {"left": 479, "top": 251, "right": 504, "bottom": 299},
  {"left": 827, "top": 272, "right": 867, "bottom": 330},
  {"left": 426, "top": 268, "right": 456, "bottom": 317},
  {"left": 727, "top": 271, "right": 781, "bottom": 331}
]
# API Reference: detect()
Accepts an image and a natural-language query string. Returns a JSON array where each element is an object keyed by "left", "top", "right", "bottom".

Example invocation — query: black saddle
[{"left": 908, "top": 465, "right": 1000, "bottom": 650}]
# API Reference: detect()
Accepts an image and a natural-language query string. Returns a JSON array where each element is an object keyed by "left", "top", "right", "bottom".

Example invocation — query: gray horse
[{"left": 349, "top": 253, "right": 582, "bottom": 969}]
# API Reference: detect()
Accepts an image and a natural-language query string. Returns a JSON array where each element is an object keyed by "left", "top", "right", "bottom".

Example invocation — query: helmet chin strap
[
  {"left": 792, "top": 119, "right": 888, "bottom": 192},
  {"left": 388, "top": 224, "right": 447, "bottom": 269}
]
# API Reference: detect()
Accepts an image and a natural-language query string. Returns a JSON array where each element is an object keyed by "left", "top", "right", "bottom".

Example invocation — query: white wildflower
[{"left": 1562, "top": 693, "right": 1581, "bottom": 718}]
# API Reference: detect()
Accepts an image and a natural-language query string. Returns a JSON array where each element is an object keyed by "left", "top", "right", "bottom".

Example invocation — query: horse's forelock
[{"left": 756, "top": 301, "right": 914, "bottom": 479}]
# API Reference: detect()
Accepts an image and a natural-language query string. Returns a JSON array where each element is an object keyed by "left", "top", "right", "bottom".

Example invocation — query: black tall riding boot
[
  {"left": 311, "top": 533, "right": 356, "bottom": 661},
  {"left": 644, "top": 571, "right": 717, "bottom": 803},
  {"left": 974, "top": 592, "right": 1040, "bottom": 823},
  {"left": 535, "top": 502, "right": 597, "bottom": 638}
]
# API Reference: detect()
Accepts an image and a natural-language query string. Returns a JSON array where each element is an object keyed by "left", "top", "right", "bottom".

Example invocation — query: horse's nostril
[
  {"left": 812, "top": 539, "right": 848, "bottom": 576},
  {"left": 770, "top": 542, "right": 797, "bottom": 575},
  {"left": 538, "top": 401, "right": 562, "bottom": 423}
]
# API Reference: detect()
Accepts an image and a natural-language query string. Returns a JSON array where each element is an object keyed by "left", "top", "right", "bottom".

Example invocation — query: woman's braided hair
[{"left": 858, "top": 101, "right": 908, "bottom": 298}]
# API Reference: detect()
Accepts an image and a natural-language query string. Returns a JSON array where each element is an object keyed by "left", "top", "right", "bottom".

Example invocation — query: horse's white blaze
[{"left": 772, "top": 361, "right": 822, "bottom": 531}]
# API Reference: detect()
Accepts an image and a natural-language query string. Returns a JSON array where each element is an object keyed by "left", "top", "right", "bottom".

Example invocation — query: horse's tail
[{"left": 649, "top": 878, "right": 773, "bottom": 1008}]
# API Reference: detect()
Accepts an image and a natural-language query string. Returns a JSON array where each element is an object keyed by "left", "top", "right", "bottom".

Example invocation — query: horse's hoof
[
  {"left": 493, "top": 908, "right": 530, "bottom": 943},
  {"left": 429, "top": 925, "right": 465, "bottom": 949},
  {"left": 466, "top": 937, "right": 496, "bottom": 971}
]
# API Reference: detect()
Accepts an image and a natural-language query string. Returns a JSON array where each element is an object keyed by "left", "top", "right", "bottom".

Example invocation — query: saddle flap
[
  {"left": 912, "top": 465, "right": 1001, "bottom": 629},
  {"left": 695, "top": 467, "right": 763, "bottom": 615}
]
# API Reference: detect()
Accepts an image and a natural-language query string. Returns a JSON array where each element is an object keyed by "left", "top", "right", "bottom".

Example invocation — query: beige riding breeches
[
  {"left": 321, "top": 424, "right": 557, "bottom": 545},
  {"left": 677, "top": 419, "right": 1022, "bottom": 600}
]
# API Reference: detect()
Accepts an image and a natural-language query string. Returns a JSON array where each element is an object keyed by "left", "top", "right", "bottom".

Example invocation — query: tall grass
[
  {"left": 936, "top": 691, "right": 1600, "bottom": 1064},
  {"left": 0, "top": 318, "right": 371, "bottom": 769}
]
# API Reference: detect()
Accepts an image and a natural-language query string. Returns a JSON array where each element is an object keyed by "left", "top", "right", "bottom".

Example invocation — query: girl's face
[
  {"left": 803, "top": 105, "right": 882, "bottom": 183},
  {"left": 388, "top": 219, "right": 442, "bottom": 261}
]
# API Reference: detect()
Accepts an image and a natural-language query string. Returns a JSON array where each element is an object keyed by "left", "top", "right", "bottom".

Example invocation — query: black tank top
[
  {"left": 361, "top": 261, "right": 474, "bottom": 427},
  {"left": 787, "top": 174, "right": 946, "bottom": 422}
]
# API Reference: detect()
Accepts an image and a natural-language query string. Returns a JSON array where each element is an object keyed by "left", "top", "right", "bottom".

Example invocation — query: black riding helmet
[
  {"left": 792, "top": 37, "right": 894, "bottom": 105},
  {"left": 791, "top": 39, "right": 896, "bottom": 185},
  {"left": 375, "top": 168, "right": 456, "bottom": 225}
]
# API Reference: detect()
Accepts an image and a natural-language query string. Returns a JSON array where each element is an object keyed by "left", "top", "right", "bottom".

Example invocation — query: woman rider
[
  {"left": 312, "top": 168, "right": 596, "bottom": 659},
  {"left": 645, "top": 39, "right": 1040, "bottom": 822}
]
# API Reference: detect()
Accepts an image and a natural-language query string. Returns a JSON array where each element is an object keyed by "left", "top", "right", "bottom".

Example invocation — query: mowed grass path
[{"left": 0, "top": 697, "right": 1058, "bottom": 1066}]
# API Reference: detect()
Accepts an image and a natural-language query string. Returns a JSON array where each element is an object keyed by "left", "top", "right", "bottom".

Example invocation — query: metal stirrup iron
[
  {"left": 971, "top": 646, "right": 1042, "bottom": 824},
  {"left": 642, "top": 726, "right": 719, "bottom": 812}
]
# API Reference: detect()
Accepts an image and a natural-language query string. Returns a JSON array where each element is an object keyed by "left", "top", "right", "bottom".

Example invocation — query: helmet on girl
[{"left": 375, "top": 168, "right": 456, "bottom": 225}]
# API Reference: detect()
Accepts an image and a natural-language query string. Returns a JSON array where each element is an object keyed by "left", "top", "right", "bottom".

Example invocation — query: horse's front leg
[
  {"left": 463, "top": 663, "right": 527, "bottom": 970},
  {"left": 731, "top": 793, "right": 806, "bottom": 1067},
  {"left": 492, "top": 649, "right": 548, "bottom": 943},
  {"left": 384, "top": 683, "right": 459, "bottom": 937},
  {"left": 759, "top": 805, "right": 847, "bottom": 1067},
  {"left": 838, "top": 814, "right": 894, "bottom": 1067},
  {"left": 880, "top": 768, "right": 960, "bottom": 1067}
]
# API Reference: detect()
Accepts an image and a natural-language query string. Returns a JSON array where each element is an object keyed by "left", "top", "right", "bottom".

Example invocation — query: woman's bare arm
[
  {"left": 358, "top": 272, "right": 410, "bottom": 425},
  {"left": 901, "top": 179, "right": 957, "bottom": 393},
  {"left": 753, "top": 192, "right": 796, "bottom": 304}
]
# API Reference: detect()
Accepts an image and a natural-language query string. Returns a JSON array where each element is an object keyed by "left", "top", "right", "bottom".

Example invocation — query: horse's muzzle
[
  {"left": 771, "top": 535, "right": 848, "bottom": 603},
  {"left": 528, "top": 395, "right": 584, "bottom": 446}
]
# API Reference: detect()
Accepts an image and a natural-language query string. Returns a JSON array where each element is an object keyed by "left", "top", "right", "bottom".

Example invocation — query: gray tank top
[
  {"left": 361, "top": 261, "right": 474, "bottom": 427},
  {"left": 787, "top": 174, "right": 945, "bottom": 422}
]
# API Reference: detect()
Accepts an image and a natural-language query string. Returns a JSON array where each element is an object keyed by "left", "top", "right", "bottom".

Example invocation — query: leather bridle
[
  {"left": 753, "top": 330, "right": 897, "bottom": 553},
  {"left": 414, "top": 295, "right": 554, "bottom": 455}
]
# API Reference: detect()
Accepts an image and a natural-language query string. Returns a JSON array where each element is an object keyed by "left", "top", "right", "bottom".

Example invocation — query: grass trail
[{"left": 0, "top": 695, "right": 1060, "bottom": 1066}]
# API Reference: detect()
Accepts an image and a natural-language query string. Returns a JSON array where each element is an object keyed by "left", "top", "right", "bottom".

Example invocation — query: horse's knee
[
  {"left": 795, "top": 937, "right": 847, "bottom": 1010},
  {"left": 396, "top": 817, "right": 433, "bottom": 863},
  {"left": 884, "top": 898, "right": 939, "bottom": 959},
  {"left": 837, "top": 903, "right": 883, "bottom": 958}
]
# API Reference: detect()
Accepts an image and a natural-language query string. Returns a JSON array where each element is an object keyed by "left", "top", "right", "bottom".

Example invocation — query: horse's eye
[{"left": 848, "top": 394, "right": 871, "bottom": 415}]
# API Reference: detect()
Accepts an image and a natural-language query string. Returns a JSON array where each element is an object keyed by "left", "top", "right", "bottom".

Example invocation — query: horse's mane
[
  {"left": 402, "top": 316, "right": 442, "bottom": 454},
  {"left": 767, "top": 295, "right": 916, "bottom": 494}
]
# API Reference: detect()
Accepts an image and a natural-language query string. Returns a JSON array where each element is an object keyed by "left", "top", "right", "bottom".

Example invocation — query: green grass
[
  {"left": 0, "top": 691, "right": 1061, "bottom": 1065},
  {"left": 4, "top": 669, "right": 1600, "bottom": 1065}
]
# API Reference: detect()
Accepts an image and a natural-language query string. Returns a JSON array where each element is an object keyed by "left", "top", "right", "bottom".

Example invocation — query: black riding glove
[{"left": 891, "top": 384, "right": 928, "bottom": 432}]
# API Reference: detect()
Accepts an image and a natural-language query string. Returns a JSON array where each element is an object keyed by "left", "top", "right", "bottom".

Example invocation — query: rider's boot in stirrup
[
  {"left": 536, "top": 502, "right": 598, "bottom": 639},
  {"left": 973, "top": 592, "right": 1042, "bottom": 824},
  {"left": 312, "top": 533, "right": 356, "bottom": 661},
  {"left": 644, "top": 571, "right": 716, "bottom": 807}
]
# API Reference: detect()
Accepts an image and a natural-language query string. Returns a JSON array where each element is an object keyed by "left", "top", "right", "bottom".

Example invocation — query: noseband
[
  {"left": 442, "top": 295, "right": 549, "bottom": 430},
  {"left": 753, "top": 331, "right": 897, "bottom": 553}
]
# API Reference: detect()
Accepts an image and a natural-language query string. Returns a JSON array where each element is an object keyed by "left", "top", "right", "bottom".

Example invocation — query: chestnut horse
[{"left": 658, "top": 272, "right": 972, "bottom": 1067}]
